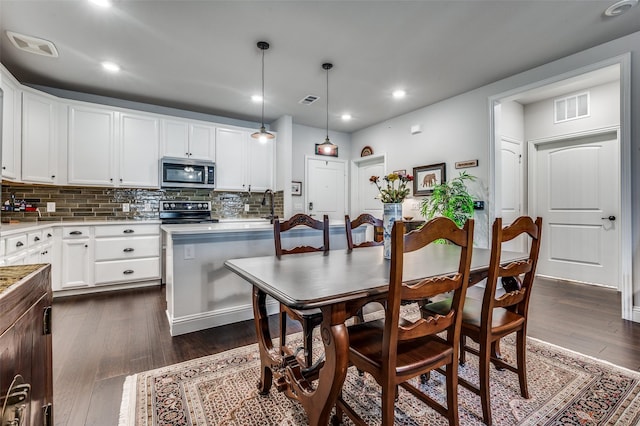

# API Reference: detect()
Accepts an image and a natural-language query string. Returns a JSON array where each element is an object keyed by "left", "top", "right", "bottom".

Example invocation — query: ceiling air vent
[
  {"left": 299, "top": 95, "right": 319, "bottom": 105},
  {"left": 5, "top": 31, "right": 59, "bottom": 58}
]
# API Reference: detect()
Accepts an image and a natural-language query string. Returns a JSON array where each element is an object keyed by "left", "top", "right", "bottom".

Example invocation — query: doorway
[
  {"left": 350, "top": 153, "right": 386, "bottom": 219},
  {"left": 490, "top": 56, "right": 632, "bottom": 321},
  {"left": 305, "top": 156, "right": 347, "bottom": 220}
]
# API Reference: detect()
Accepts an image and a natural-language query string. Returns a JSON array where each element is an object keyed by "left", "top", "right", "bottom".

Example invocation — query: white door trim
[
  {"left": 304, "top": 155, "right": 348, "bottom": 217},
  {"left": 350, "top": 153, "right": 387, "bottom": 216},
  {"left": 488, "top": 53, "right": 632, "bottom": 321}
]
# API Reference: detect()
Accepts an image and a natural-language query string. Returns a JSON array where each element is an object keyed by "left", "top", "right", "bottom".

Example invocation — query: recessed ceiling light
[
  {"left": 341, "top": 114, "right": 352, "bottom": 121},
  {"left": 88, "top": 0, "right": 112, "bottom": 8},
  {"left": 604, "top": 0, "right": 637, "bottom": 16},
  {"left": 392, "top": 89, "right": 406, "bottom": 99},
  {"left": 101, "top": 61, "right": 120, "bottom": 72},
  {"left": 251, "top": 95, "right": 263, "bottom": 103}
]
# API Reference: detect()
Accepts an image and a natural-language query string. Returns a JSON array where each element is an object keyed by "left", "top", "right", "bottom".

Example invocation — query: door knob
[{"left": 601, "top": 215, "right": 616, "bottom": 221}]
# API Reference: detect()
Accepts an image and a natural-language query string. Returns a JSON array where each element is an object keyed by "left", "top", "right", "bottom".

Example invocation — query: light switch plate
[
  {"left": 122, "top": 203, "right": 130, "bottom": 212},
  {"left": 46, "top": 202, "right": 56, "bottom": 212},
  {"left": 244, "top": 203, "right": 250, "bottom": 212},
  {"left": 184, "top": 244, "right": 195, "bottom": 260}
]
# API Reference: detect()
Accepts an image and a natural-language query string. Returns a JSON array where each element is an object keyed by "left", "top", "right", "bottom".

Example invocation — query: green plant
[{"left": 420, "top": 171, "right": 475, "bottom": 227}]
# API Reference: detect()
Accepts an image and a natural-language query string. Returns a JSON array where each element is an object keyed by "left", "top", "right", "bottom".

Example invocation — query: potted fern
[{"left": 419, "top": 171, "right": 475, "bottom": 228}]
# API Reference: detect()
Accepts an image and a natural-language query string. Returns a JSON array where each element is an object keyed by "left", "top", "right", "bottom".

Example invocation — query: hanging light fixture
[
  {"left": 318, "top": 62, "right": 338, "bottom": 155},
  {"left": 251, "top": 41, "right": 275, "bottom": 142}
]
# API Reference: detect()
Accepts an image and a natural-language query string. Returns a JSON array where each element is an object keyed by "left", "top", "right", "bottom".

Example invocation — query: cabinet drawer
[
  {"left": 94, "top": 236, "right": 159, "bottom": 261},
  {"left": 28, "top": 230, "right": 44, "bottom": 247},
  {"left": 62, "top": 227, "right": 91, "bottom": 238},
  {"left": 94, "top": 224, "right": 159, "bottom": 237},
  {"left": 94, "top": 257, "right": 160, "bottom": 284},
  {"left": 6, "top": 234, "right": 28, "bottom": 254}
]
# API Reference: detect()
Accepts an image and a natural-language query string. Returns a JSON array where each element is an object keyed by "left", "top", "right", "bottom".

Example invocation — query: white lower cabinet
[
  {"left": 93, "top": 224, "right": 160, "bottom": 286},
  {"left": 60, "top": 226, "right": 92, "bottom": 289}
]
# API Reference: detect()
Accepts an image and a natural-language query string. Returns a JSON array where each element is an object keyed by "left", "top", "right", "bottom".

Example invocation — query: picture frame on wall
[
  {"left": 413, "top": 163, "right": 446, "bottom": 196},
  {"left": 292, "top": 181, "right": 302, "bottom": 196}
]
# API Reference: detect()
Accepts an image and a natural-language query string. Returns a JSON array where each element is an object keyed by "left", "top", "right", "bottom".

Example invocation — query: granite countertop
[
  {"left": 161, "top": 219, "right": 347, "bottom": 236},
  {"left": 0, "top": 264, "right": 47, "bottom": 295}
]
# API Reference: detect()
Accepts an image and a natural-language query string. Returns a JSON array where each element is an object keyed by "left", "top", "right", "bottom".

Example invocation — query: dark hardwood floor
[{"left": 52, "top": 277, "right": 640, "bottom": 426}]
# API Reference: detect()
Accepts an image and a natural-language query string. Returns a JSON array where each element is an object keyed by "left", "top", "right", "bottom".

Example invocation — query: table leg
[
  {"left": 283, "top": 305, "right": 350, "bottom": 426},
  {"left": 253, "top": 287, "right": 276, "bottom": 394}
]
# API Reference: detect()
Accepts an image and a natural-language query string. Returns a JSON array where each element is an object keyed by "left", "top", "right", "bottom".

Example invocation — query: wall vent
[
  {"left": 5, "top": 31, "right": 59, "bottom": 57},
  {"left": 299, "top": 95, "right": 319, "bottom": 105},
  {"left": 554, "top": 91, "right": 589, "bottom": 123}
]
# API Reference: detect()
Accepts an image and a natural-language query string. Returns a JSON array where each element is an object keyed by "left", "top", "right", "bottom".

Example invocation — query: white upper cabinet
[
  {"left": 1, "top": 67, "right": 22, "bottom": 180},
  {"left": 215, "top": 127, "right": 275, "bottom": 192},
  {"left": 215, "top": 127, "right": 248, "bottom": 191},
  {"left": 67, "top": 103, "right": 116, "bottom": 186},
  {"left": 119, "top": 112, "right": 160, "bottom": 188},
  {"left": 248, "top": 138, "right": 275, "bottom": 192},
  {"left": 22, "top": 90, "right": 59, "bottom": 184},
  {"left": 161, "top": 118, "right": 215, "bottom": 161}
]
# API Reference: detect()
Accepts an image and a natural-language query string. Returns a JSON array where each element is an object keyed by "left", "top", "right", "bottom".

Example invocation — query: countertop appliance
[
  {"left": 159, "top": 200, "right": 218, "bottom": 224},
  {"left": 160, "top": 157, "right": 215, "bottom": 189}
]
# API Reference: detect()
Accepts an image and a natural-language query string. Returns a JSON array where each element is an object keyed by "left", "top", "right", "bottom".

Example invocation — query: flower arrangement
[{"left": 370, "top": 173, "right": 414, "bottom": 203}]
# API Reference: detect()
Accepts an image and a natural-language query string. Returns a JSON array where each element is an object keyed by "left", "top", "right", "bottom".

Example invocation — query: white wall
[
  {"left": 351, "top": 30, "right": 640, "bottom": 314},
  {"left": 524, "top": 81, "right": 620, "bottom": 141},
  {"left": 291, "top": 124, "right": 352, "bottom": 214},
  {"left": 271, "top": 115, "right": 293, "bottom": 216}
]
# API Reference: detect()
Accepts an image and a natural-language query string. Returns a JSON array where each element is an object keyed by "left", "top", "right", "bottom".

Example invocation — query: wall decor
[
  {"left": 455, "top": 159, "right": 479, "bottom": 169},
  {"left": 413, "top": 163, "right": 446, "bottom": 196},
  {"left": 291, "top": 181, "right": 302, "bottom": 196},
  {"left": 315, "top": 143, "right": 338, "bottom": 157},
  {"left": 360, "top": 146, "right": 373, "bottom": 157},
  {"left": 393, "top": 169, "right": 407, "bottom": 175}
]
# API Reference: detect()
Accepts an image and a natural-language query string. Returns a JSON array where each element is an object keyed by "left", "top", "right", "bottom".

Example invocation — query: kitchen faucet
[{"left": 261, "top": 189, "right": 275, "bottom": 224}]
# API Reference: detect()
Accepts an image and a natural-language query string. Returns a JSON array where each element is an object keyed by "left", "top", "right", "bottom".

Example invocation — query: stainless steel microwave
[{"left": 160, "top": 157, "right": 215, "bottom": 189}]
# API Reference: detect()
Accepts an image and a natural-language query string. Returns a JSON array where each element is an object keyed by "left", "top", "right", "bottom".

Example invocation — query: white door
[
  {"left": 533, "top": 132, "right": 619, "bottom": 288},
  {"left": 306, "top": 157, "right": 346, "bottom": 220},
  {"left": 357, "top": 159, "right": 384, "bottom": 218},
  {"left": 500, "top": 137, "right": 525, "bottom": 252}
]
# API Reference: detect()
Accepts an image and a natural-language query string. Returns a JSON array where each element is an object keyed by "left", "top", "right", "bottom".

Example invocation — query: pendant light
[
  {"left": 318, "top": 62, "right": 338, "bottom": 154},
  {"left": 251, "top": 41, "right": 275, "bottom": 142}
]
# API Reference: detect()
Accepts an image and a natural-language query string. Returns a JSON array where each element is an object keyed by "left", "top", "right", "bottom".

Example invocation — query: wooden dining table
[{"left": 224, "top": 245, "right": 525, "bottom": 425}]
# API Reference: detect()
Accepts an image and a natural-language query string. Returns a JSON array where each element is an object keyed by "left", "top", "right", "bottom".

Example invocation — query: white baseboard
[
  {"left": 53, "top": 280, "right": 161, "bottom": 298},
  {"left": 167, "top": 300, "right": 280, "bottom": 336},
  {"left": 632, "top": 306, "right": 640, "bottom": 323}
]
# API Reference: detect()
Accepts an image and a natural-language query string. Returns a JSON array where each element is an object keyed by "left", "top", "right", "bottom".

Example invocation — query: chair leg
[
  {"left": 516, "top": 330, "right": 529, "bottom": 398},
  {"left": 491, "top": 340, "right": 504, "bottom": 371},
  {"left": 445, "top": 362, "right": 460, "bottom": 426},
  {"left": 279, "top": 308, "right": 288, "bottom": 354},
  {"left": 331, "top": 392, "right": 344, "bottom": 425},
  {"left": 460, "top": 335, "right": 467, "bottom": 365},
  {"left": 479, "top": 341, "right": 493, "bottom": 426},
  {"left": 381, "top": 382, "right": 396, "bottom": 426}
]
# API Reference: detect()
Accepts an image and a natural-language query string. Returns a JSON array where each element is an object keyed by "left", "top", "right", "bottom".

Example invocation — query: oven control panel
[{"left": 160, "top": 201, "right": 212, "bottom": 212}]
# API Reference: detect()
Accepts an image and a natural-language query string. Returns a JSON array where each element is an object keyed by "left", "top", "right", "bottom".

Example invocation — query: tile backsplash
[{"left": 1, "top": 183, "right": 283, "bottom": 223}]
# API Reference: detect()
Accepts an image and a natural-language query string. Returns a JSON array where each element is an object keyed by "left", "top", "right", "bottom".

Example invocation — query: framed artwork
[
  {"left": 413, "top": 163, "right": 446, "bottom": 196},
  {"left": 393, "top": 169, "right": 407, "bottom": 175},
  {"left": 455, "top": 159, "right": 478, "bottom": 169},
  {"left": 291, "top": 181, "right": 302, "bottom": 196},
  {"left": 315, "top": 144, "right": 338, "bottom": 157},
  {"left": 360, "top": 146, "right": 373, "bottom": 157}
]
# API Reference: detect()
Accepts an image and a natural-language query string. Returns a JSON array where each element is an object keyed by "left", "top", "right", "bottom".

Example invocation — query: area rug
[{"left": 119, "top": 331, "right": 640, "bottom": 426}]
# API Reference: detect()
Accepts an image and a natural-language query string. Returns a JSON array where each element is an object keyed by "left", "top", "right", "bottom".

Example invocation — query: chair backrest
[
  {"left": 481, "top": 216, "right": 542, "bottom": 320},
  {"left": 345, "top": 213, "right": 383, "bottom": 250},
  {"left": 273, "top": 214, "right": 330, "bottom": 256},
  {"left": 384, "top": 217, "right": 474, "bottom": 360}
]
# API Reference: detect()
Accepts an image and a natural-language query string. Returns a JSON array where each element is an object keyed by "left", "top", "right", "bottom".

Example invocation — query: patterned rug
[{"left": 119, "top": 331, "right": 640, "bottom": 426}]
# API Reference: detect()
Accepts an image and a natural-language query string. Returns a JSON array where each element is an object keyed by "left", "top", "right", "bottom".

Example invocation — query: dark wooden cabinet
[{"left": 0, "top": 264, "right": 53, "bottom": 426}]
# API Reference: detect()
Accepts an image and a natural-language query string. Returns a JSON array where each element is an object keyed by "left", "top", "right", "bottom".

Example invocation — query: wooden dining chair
[
  {"left": 334, "top": 217, "right": 474, "bottom": 426},
  {"left": 422, "top": 216, "right": 542, "bottom": 425},
  {"left": 344, "top": 213, "right": 383, "bottom": 250},
  {"left": 273, "top": 213, "right": 329, "bottom": 368}
]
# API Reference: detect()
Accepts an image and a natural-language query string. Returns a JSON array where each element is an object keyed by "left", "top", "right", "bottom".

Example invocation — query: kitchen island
[{"left": 162, "top": 219, "right": 354, "bottom": 336}]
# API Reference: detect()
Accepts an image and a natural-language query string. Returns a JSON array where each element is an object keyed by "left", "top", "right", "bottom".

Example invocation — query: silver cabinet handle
[
  {"left": 123, "top": 248, "right": 134, "bottom": 252},
  {"left": 34, "top": 236, "right": 40, "bottom": 242},
  {"left": 16, "top": 241, "right": 24, "bottom": 247},
  {"left": 69, "top": 231, "right": 82, "bottom": 235},
  {"left": 123, "top": 270, "right": 134, "bottom": 275},
  {"left": 123, "top": 229, "right": 134, "bottom": 234}
]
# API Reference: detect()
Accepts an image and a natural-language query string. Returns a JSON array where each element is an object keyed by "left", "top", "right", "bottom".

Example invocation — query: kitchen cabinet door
[
  {"left": 119, "top": 112, "right": 160, "bottom": 188},
  {"left": 1, "top": 68, "right": 22, "bottom": 180},
  {"left": 60, "top": 238, "right": 92, "bottom": 288},
  {"left": 22, "top": 91, "right": 59, "bottom": 184},
  {"left": 215, "top": 127, "right": 247, "bottom": 191},
  {"left": 161, "top": 119, "right": 190, "bottom": 159},
  {"left": 247, "top": 137, "right": 275, "bottom": 192},
  {"left": 189, "top": 123, "right": 216, "bottom": 160},
  {"left": 67, "top": 103, "right": 116, "bottom": 186}
]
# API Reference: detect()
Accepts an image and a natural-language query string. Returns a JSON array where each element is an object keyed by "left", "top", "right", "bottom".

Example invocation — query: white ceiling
[{"left": 0, "top": 0, "right": 639, "bottom": 133}]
